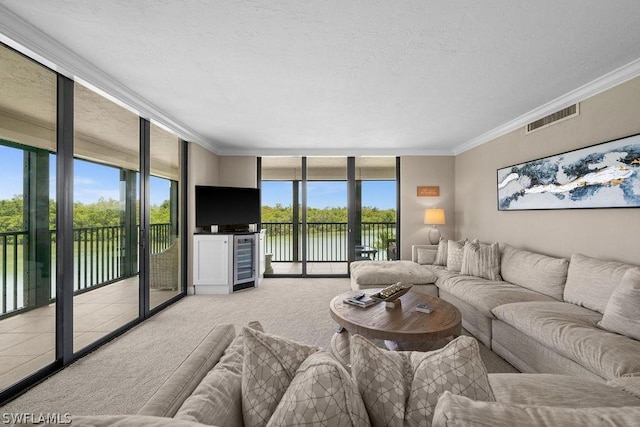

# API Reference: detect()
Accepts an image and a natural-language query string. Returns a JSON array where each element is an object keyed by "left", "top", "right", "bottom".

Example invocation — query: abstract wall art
[{"left": 497, "top": 133, "right": 640, "bottom": 210}]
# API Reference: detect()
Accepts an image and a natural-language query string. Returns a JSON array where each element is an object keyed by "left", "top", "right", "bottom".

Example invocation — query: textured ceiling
[{"left": 1, "top": 1, "right": 640, "bottom": 156}]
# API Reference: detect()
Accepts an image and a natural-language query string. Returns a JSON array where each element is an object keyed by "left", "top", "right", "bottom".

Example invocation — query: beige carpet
[{"left": 0, "top": 278, "right": 517, "bottom": 415}]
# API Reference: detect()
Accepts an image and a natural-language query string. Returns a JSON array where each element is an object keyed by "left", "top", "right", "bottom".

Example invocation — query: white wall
[{"left": 455, "top": 76, "right": 640, "bottom": 264}]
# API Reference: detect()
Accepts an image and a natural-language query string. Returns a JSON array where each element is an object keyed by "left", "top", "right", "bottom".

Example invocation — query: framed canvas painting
[{"left": 497, "top": 133, "right": 640, "bottom": 210}]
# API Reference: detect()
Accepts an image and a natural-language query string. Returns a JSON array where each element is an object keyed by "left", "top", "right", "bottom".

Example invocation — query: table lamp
[{"left": 424, "top": 208, "right": 446, "bottom": 244}]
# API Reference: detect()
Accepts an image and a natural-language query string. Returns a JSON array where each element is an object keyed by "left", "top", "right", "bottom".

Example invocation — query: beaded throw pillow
[{"left": 446, "top": 239, "right": 467, "bottom": 272}]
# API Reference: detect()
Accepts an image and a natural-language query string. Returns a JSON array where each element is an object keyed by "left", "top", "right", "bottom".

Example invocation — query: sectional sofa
[
  {"left": 352, "top": 240, "right": 640, "bottom": 382},
  {"left": 65, "top": 322, "right": 640, "bottom": 426},
  {"left": 52, "top": 240, "right": 640, "bottom": 426}
]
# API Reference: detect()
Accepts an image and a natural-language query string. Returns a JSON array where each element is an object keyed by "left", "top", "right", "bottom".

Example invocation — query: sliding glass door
[
  {"left": 149, "top": 124, "right": 183, "bottom": 309},
  {"left": 0, "top": 45, "right": 57, "bottom": 392},
  {"left": 0, "top": 42, "right": 186, "bottom": 402},
  {"left": 260, "top": 156, "right": 398, "bottom": 277},
  {"left": 73, "top": 82, "right": 140, "bottom": 352}
]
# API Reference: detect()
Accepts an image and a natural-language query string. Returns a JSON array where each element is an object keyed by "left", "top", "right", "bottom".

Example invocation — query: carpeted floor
[{"left": 0, "top": 278, "right": 517, "bottom": 415}]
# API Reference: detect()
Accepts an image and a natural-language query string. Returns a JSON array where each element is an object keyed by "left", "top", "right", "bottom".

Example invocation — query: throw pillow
[
  {"left": 433, "top": 391, "right": 640, "bottom": 427},
  {"left": 598, "top": 267, "right": 640, "bottom": 341},
  {"left": 434, "top": 238, "right": 448, "bottom": 266},
  {"left": 242, "top": 327, "right": 320, "bottom": 427},
  {"left": 460, "top": 241, "right": 502, "bottom": 281},
  {"left": 350, "top": 334, "right": 494, "bottom": 427},
  {"left": 176, "top": 321, "right": 263, "bottom": 427},
  {"left": 446, "top": 239, "right": 467, "bottom": 272},
  {"left": 268, "top": 352, "right": 370, "bottom": 427},
  {"left": 417, "top": 247, "right": 437, "bottom": 265}
]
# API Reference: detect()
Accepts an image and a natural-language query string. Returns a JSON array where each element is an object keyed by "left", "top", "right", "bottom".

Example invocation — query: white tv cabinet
[{"left": 193, "top": 231, "right": 264, "bottom": 294}]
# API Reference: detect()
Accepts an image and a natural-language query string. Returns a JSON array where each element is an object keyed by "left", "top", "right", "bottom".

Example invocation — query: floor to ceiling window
[
  {"left": 306, "top": 157, "right": 348, "bottom": 275},
  {"left": 260, "top": 156, "right": 398, "bottom": 277},
  {"left": 73, "top": 83, "right": 140, "bottom": 352},
  {"left": 0, "top": 45, "right": 57, "bottom": 392},
  {"left": 261, "top": 157, "right": 302, "bottom": 275},
  {"left": 0, "top": 42, "right": 186, "bottom": 403},
  {"left": 354, "top": 157, "right": 398, "bottom": 261}
]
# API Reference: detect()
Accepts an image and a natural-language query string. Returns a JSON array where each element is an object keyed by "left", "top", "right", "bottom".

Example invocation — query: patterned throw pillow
[
  {"left": 460, "top": 241, "right": 502, "bottom": 281},
  {"left": 351, "top": 335, "right": 495, "bottom": 427},
  {"left": 242, "top": 327, "right": 320, "bottom": 427},
  {"left": 598, "top": 267, "right": 640, "bottom": 341},
  {"left": 268, "top": 352, "right": 370, "bottom": 426},
  {"left": 446, "top": 239, "right": 467, "bottom": 272}
]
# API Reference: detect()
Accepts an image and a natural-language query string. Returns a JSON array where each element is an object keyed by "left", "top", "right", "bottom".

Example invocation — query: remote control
[{"left": 416, "top": 303, "right": 434, "bottom": 314}]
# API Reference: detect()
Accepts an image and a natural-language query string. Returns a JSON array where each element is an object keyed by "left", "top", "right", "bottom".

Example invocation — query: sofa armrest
[
  {"left": 138, "top": 324, "right": 236, "bottom": 418},
  {"left": 412, "top": 244, "right": 438, "bottom": 264}
]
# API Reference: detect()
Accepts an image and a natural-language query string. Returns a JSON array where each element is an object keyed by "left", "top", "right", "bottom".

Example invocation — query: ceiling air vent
[{"left": 526, "top": 103, "right": 579, "bottom": 133}]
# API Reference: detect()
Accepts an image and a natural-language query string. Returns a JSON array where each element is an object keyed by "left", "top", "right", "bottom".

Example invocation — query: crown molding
[
  {"left": 0, "top": 4, "right": 217, "bottom": 152},
  {"left": 453, "top": 57, "right": 640, "bottom": 155},
  {"left": 215, "top": 146, "right": 454, "bottom": 157}
]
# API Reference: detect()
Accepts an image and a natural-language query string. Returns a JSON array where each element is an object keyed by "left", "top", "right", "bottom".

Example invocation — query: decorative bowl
[{"left": 370, "top": 282, "right": 413, "bottom": 303}]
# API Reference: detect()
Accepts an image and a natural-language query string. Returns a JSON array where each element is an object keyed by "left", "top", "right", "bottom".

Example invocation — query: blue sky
[
  {"left": 0, "top": 145, "right": 169, "bottom": 206},
  {"left": 262, "top": 180, "right": 396, "bottom": 209},
  {"left": 1, "top": 144, "right": 395, "bottom": 209}
]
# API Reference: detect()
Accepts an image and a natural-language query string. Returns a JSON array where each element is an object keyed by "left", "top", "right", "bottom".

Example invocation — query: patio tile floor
[{"left": 0, "top": 278, "right": 179, "bottom": 392}]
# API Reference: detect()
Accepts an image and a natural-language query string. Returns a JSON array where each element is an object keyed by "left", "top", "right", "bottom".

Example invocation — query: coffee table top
[{"left": 330, "top": 290, "right": 461, "bottom": 343}]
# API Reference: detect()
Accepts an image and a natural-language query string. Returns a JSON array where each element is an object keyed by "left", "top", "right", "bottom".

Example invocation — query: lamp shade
[{"left": 424, "top": 208, "right": 446, "bottom": 225}]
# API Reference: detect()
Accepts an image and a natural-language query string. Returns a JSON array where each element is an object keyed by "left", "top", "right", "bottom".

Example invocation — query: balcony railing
[
  {"left": 0, "top": 223, "right": 173, "bottom": 318},
  {"left": 262, "top": 222, "right": 396, "bottom": 263}
]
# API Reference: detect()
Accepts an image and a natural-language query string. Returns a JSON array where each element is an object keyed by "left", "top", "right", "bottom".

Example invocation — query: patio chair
[{"left": 150, "top": 240, "right": 179, "bottom": 290}]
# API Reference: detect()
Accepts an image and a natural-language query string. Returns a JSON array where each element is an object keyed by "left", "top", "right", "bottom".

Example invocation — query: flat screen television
[{"left": 195, "top": 185, "right": 260, "bottom": 228}]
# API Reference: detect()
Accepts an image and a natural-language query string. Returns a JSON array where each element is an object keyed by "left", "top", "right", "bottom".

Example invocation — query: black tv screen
[{"left": 195, "top": 186, "right": 260, "bottom": 227}]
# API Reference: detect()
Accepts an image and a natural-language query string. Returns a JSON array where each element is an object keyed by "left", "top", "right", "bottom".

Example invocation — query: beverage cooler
[{"left": 233, "top": 234, "right": 256, "bottom": 291}]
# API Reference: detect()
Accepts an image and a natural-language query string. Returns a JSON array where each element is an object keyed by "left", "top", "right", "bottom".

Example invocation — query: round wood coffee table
[{"left": 329, "top": 290, "right": 462, "bottom": 365}]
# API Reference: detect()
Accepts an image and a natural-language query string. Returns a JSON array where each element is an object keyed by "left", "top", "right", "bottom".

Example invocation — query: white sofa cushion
[
  {"left": 607, "top": 376, "right": 640, "bottom": 400},
  {"left": 432, "top": 391, "right": 640, "bottom": 427},
  {"left": 598, "top": 267, "right": 640, "bottom": 340},
  {"left": 500, "top": 245, "right": 568, "bottom": 300},
  {"left": 351, "top": 334, "right": 494, "bottom": 427},
  {"left": 69, "top": 415, "right": 210, "bottom": 426},
  {"left": 563, "top": 253, "right": 632, "bottom": 314},
  {"left": 489, "top": 373, "right": 640, "bottom": 407},
  {"left": 492, "top": 301, "right": 640, "bottom": 379},
  {"left": 350, "top": 260, "right": 437, "bottom": 286}
]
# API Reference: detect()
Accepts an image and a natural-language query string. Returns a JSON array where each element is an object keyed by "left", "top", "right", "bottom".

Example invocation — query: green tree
[
  {"left": 150, "top": 199, "right": 171, "bottom": 224},
  {"left": 0, "top": 195, "right": 24, "bottom": 232}
]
